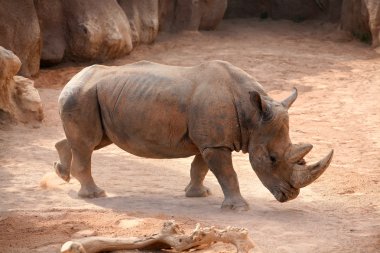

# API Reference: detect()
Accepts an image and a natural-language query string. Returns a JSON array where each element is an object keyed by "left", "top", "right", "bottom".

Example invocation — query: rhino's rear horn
[
  {"left": 281, "top": 87, "right": 298, "bottom": 109},
  {"left": 287, "top": 143, "right": 313, "bottom": 163},
  {"left": 290, "top": 150, "right": 334, "bottom": 188}
]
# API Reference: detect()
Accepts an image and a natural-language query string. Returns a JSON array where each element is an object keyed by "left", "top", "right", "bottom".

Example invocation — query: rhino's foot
[
  {"left": 54, "top": 161, "right": 70, "bottom": 182},
  {"left": 78, "top": 185, "right": 106, "bottom": 198},
  {"left": 185, "top": 183, "right": 211, "bottom": 197},
  {"left": 221, "top": 196, "right": 249, "bottom": 211}
]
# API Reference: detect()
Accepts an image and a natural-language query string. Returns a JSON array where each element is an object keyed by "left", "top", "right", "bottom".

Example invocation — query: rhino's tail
[{"left": 53, "top": 138, "right": 72, "bottom": 182}]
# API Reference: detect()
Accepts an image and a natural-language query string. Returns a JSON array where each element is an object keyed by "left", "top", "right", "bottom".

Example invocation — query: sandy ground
[{"left": 1, "top": 19, "right": 379, "bottom": 252}]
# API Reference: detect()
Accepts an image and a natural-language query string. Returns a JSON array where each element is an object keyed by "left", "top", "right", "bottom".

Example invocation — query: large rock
[
  {"left": 35, "top": 0, "right": 137, "bottom": 63},
  {"left": 0, "top": 47, "right": 21, "bottom": 120},
  {"left": 62, "top": 0, "right": 133, "bottom": 61},
  {"left": 199, "top": 0, "right": 229, "bottom": 30},
  {"left": 341, "top": 0, "right": 371, "bottom": 43},
  {"left": 2, "top": 0, "right": 227, "bottom": 71},
  {"left": 365, "top": 0, "right": 380, "bottom": 47},
  {"left": 0, "top": 0, "right": 41, "bottom": 77},
  {"left": 34, "top": 0, "right": 66, "bottom": 66},
  {"left": 12, "top": 76, "right": 44, "bottom": 123},
  {"left": 159, "top": 0, "right": 176, "bottom": 31},
  {"left": 0, "top": 47, "right": 43, "bottom": 124},
  {"left": 118, "top": 0, "right": 159, "bottom": 46},
  {"left": 159, "top": 0, "right": 227, "bottom": 31}
]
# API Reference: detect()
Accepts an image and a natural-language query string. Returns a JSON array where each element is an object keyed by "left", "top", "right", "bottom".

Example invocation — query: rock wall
[
  {"left": 34, "top": 0, "right": 66, "bottom": 66},
  {"left": 0, "top": 47, "right": 43, "bottom": 124},
  {"left": 225, "top": 0, "right": 332, "bottom": 21},
  {"left": 118, "top": 0, "right": 159, "bottom": 46},
  {"left": 35, "top": 0, "right": 133, "bottom": 63},
  {"left": 341, "top": 0, "right": 371, "bottom": 43},
  {"left": 364, "top": 0, "right": 380, "bottom": 47},
  {"left": 159, "top": 0, "right": 227, "bottom": 31},
  {"left": 0, "top": 47, "right": 21, "bottom": 119},
  {"left": 340, "top": 0, "right": 380, "bottom": 46},
  {"left": 199, "top": 0, "right": 229, "bottom": 30},
  {"left": 0, "top": 0, "right": 41, "bottom": 77},
  {"left": 0, "top": 0, "right": 227, "bottom": 76},
  {"left": 63, "top": 0, "right": 133, "bottom": 61},
  {"left": 225, "top": 0, "right": 380, "bottom": 47}
]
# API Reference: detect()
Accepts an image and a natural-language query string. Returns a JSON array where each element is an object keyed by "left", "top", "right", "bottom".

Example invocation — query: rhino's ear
[
  {"left": 249, "top": 91, "right": 271, "bottom": 120},
  {"left": 281, "top": 87, "right": 298, "bottom": 109}
]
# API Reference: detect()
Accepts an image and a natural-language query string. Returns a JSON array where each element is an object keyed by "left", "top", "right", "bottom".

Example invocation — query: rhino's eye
[{"left": 269, "top": 155, "right": 277, "bottom": 164}]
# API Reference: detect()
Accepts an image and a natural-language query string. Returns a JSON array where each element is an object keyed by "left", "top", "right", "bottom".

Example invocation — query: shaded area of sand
[{"left": 1, "top": 19, "right": 379, "bottom": 252}]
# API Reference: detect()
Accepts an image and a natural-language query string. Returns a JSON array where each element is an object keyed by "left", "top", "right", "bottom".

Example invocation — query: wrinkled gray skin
[{"left": 55, "top": 60, "right": 333, "bottom": 211}]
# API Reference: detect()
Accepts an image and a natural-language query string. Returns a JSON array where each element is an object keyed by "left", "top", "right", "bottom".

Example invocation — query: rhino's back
[
  {"left": 58, "top": 64, "right": 101, "bottom": 113},
  {"left": 96, "top": 61, "right": 202, "bottom": 158}
]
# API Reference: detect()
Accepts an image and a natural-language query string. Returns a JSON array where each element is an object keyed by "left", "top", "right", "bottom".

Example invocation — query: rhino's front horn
[
  {"left": 290, "top": 150, "right": 334, "bottom": 188},
  {"left": 282, "top": 87, "right": 298, "bottom": 109}
]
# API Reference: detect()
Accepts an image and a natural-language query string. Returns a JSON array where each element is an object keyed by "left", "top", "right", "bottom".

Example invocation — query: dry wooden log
[{"left": 61, "top": 220, "right": 255, "bottom": 253}]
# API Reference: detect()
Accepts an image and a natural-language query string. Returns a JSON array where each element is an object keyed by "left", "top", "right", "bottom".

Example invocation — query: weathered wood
[{"left": 61, "top": 220, "right": 255, "bottom": 253}]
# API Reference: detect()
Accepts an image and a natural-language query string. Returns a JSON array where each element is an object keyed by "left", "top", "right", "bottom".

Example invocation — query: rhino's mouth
[
  {"left": 271, "top": 183, "right": 300, "bottom": 203},
  {"left": 297, "top": 158, "right": 306, "bottom": 165}
]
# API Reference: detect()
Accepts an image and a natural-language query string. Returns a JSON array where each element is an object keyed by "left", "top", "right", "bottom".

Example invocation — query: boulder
[
  {"left": 172, "top": 0, "right": 203, "bottom": 31},
  {"left": 159, "top": 0, "right": 176, "bottom": 31},
  {"left": 365, "top": 0, "right": 380, "bottom": 47},
  {"left": 62, "top": 0, "right": 133, "bottom": 61},
  {"left": 0, "top": 47, "right": 21, "bottom": 121},
  {"left": 199, "top": 0, "right": 228, "bottom": 30},
  {"left": 159, "top": 0, "right": 227, "bottom": 31},
  {"left": 118, "top": 0, "right": 159, "bottom": 46},
  {"left": 34, "top": 0, "right": 66, "bottom": 66},
  {"left": 0, "top": 0, "right": 41, "bottom": 77},
  {"left": 12, "top": 76, "right": 44, "bottom": 123},
  {"left": 341, "top": 0, "right": 371, "bottom": 43},
  {"left": 0, "top": 47, "right": 43, "bottom": 124}
]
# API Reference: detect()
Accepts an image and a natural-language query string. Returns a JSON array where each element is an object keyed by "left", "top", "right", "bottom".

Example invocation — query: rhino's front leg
[
  {"left": 202, "top": 148, "right": 249, "bottom": 211},
  {"left": 185, "top": 154, "right": 211, "bottom": 197}
]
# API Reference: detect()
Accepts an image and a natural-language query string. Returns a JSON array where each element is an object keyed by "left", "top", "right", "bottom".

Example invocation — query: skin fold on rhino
[{"left": 54, "top": 60, "right": 333, "bottom": 211}]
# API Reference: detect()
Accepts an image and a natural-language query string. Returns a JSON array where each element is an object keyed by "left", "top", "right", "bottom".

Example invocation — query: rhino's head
[{"left": 248, "top": 88, "right": 333, "bottom": 202}]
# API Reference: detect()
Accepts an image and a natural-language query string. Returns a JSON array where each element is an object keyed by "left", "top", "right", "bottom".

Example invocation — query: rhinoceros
[{"left": 54, "top": 60, "right": 333, "bottom": 210}]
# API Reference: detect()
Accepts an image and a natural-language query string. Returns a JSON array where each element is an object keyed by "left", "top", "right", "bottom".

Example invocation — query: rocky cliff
[
  {"left": 0, "top": 0, "right": 227, "bottom": 78},
  {"left": 226, "top": 0, "right": 379, "bottom": 47}
]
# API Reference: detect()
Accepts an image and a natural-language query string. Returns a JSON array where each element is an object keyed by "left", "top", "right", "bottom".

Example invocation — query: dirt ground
[{"left": 1, "top": 19, "right": 379, "bottom": 253}]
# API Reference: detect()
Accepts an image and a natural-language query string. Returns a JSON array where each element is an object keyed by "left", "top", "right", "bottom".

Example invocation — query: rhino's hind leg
[
  {"left": 71, "top": 146, "right": 106, "bottom": 198},
  {"left": 202, "top": 148, "right": 249, "bottom": 211},
  {"left": 185, "top": 154, "right": 211, "bottom": 197},
  {"left": 54, "top": 139, "right": 72, "bottom": 182},
  {"left": 59, "top": 97, "right": 107, "bottom": 198},
  {"left": 73, "top": 136, "right": 111, "bottom": 198}
]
